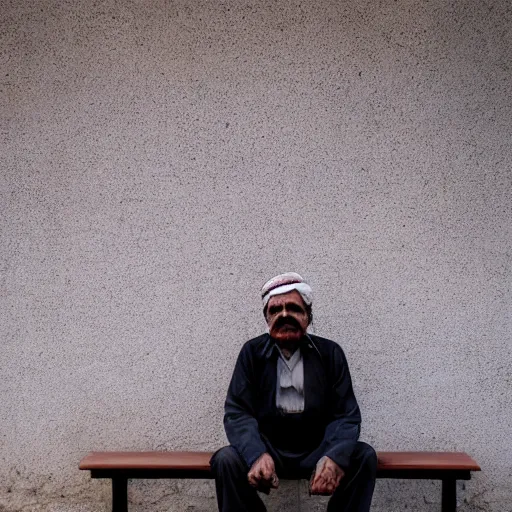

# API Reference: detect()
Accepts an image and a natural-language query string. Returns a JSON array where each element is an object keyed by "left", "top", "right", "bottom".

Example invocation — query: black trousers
[{"left": 210, "top": 441, "right": 377, "bottom": 512}]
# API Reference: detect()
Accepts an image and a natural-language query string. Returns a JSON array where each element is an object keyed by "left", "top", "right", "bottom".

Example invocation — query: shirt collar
[{"left": 276, "top": 345, "right": 302, "bottom": 371}]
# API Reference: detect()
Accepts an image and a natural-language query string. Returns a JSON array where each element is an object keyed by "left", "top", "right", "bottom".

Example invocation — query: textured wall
[{"left": 1, "top": 0, "right": 511, "bottom": 511}]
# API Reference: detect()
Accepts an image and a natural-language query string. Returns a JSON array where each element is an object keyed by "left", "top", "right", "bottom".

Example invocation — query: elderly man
[{"left": 210, "top": 273, "right": 377, "bottom": 511}]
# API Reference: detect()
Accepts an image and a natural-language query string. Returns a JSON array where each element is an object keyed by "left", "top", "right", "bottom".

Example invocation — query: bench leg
[
  {"left": 441, "top": 479, "right": 456, "bottom": 512},
  {"left": 112, "top": 478, "right": 128, "bottom": 512}
]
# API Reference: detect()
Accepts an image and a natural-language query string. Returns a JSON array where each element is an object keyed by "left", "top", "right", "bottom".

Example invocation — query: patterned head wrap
[{"left": 261, "top": 272, "right": 313, "bottom": 309}]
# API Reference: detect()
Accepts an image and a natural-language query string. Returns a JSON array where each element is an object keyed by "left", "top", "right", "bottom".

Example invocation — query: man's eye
[
  {"left": 268, "top": 307, "right": 280, "bottom": 315},
  {"left": 289, "top": 304, "right": 305, "bottom": 313}
]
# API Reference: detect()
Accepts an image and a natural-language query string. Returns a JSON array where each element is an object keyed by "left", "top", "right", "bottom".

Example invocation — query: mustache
[{"left": 274, "top": 316, "right": 301, "bottom": 330}]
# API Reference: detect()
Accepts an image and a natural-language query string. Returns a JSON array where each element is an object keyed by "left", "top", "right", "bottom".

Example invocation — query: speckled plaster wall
[{"left": 1, "top": 0, "right": 511, "bottom": 511}]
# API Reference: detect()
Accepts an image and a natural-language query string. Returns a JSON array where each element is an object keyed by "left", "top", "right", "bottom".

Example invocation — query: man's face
[{"left": 265, "top": 290, "right": 309, "bottom": 344}]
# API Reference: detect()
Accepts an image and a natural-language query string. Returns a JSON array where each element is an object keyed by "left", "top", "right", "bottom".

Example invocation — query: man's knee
[
  {"left": 353, "top": 442, "right": 377, "bottom": 475},
  {"left": 210, "top": 446, "right": 246, "bottom": 475}
]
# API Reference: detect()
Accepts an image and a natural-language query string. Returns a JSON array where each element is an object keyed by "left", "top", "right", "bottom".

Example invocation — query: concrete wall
[{"left": 1, "top": 0, "right": 511, "bottom": 510}]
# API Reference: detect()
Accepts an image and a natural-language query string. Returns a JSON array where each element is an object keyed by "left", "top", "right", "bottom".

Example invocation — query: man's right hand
[{"left": 247, "top": 453, "right": 279, "bottom": 494}]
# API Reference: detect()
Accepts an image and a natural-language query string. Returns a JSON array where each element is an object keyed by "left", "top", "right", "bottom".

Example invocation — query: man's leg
[
  {"left": 210, "top": 446, "right": 267, "bottom": 512},
  {"left": 327, "top": 442, "right": 377, "bottom": 512}
]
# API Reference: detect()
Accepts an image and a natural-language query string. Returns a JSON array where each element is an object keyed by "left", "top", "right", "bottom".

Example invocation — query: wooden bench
[{"left": 79, "top": 451, "right": 480, "bottom": 512}]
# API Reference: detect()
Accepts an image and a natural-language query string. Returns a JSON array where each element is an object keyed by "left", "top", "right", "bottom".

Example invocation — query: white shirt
[{"left": 276, "top": 347, "right": 305, "bottom": 413}]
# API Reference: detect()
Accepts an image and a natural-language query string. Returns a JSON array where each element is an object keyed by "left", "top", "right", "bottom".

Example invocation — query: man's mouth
[{"left": 274, "top": 318, "right": 300, "bottom": 331}]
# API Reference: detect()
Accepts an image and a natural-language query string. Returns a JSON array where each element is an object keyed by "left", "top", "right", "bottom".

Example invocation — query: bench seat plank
[
  {"left": 80, "top": 451, "right": 480, "bottom": 473},
  {"left": 80, "top": 451, "right": 212, "bottom": 472},
  {"left": 377, "top": 452, "right": 480, "bottom": 471}
]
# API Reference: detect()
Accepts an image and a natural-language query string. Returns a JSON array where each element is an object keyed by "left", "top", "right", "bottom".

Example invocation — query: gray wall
[{"left": 1, "top": 0, "right": 511, "bottom": 511}]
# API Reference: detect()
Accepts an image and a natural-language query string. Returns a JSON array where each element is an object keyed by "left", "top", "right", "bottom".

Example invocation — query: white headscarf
[{"left": 261, "top": 272, "right": 312, "bottom": 309}]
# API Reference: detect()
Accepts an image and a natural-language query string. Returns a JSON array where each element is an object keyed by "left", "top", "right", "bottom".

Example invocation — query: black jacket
[{"left": 224, "top": 333, "right": 361, "bottom": 470}]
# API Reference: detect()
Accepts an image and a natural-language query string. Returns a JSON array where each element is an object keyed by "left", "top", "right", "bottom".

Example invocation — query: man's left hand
[{"left": 309, "top": 456, "right": 345, "bottom": 496}]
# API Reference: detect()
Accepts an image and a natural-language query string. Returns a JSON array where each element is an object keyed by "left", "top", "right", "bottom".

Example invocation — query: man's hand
[
  {"left": 247, "top": 453, "right": 279, "bottom": 494},
  {"left": 309, "top": 456, "right": 345, "bottom": 496}
]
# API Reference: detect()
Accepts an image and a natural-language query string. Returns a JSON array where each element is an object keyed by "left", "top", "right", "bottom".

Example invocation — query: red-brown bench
[{"left": 79, "top": 451, "right": 480, "bottom": 512}]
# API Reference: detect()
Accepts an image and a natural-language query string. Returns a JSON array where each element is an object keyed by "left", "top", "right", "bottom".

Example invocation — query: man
[{"left": 211, "top": 272, "right": 377, "bottom": 511}]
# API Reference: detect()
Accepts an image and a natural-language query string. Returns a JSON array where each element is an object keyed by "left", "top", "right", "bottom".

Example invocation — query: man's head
[{"left": 261, "top": 273, "right": 312, "bottom": 345}]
